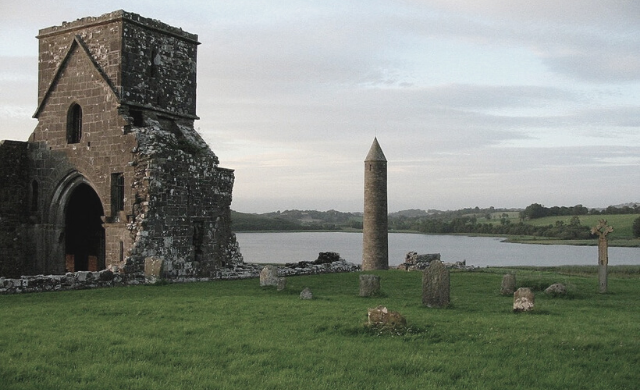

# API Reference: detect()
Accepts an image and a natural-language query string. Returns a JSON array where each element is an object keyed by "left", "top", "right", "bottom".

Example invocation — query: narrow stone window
[
  {"left": 193, "top": 221, "right": 204, "bottom": 260},
  {"left": 66, "top": 103, "right": 82, "bottom": 144},
  {"left": 150, "top": 48, "right": 158, "bottom": 77},
  {"left": 111, "top": 173, "right": 125, "bottom": 216},
  {"left": 119, "top": 240, "right": 124, "bottom": 262},
  {"left": 31, "top": 180, "right": 38, "bottom": 211},
  {"left": 130, "top": 109, "right": 144, "bottom": 126},
  {"left": 186, "top": 184, "right": 191, "bottom": 210}
]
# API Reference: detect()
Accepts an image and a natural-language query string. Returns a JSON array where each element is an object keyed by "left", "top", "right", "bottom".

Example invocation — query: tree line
[
  {"left": 521, "top": 203, "right": 640, "bottom": 220},
  {"left": 232, "top": 204, "right": 639, "bottom": 240},
  {"left": 409, "top": 215, "right": 593, "bottom": 239}
]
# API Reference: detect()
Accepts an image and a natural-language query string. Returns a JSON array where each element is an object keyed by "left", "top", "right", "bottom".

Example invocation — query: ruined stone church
[{"left": 0, "top": 10, "right": 242, "bottom": 280}]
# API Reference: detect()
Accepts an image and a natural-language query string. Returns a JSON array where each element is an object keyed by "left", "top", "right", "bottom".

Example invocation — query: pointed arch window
[{"left": 67, "top": 103, "right": 82, "bottom": 144}]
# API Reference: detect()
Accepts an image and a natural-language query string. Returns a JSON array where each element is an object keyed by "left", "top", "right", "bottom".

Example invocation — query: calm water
[{"left": 236, "top": 232, "right": 640, "bottom": 267}]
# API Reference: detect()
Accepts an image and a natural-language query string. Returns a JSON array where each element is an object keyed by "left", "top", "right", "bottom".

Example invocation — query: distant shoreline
[{"left": 233, "top": 230, "right": 640, "bottom": 248}]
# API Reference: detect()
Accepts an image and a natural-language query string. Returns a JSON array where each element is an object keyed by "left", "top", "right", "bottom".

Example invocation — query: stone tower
[
  {"left": 0, "top": 11, "right": 243, "bottom": 279},
  {"left": 362, "top": 137, "right": 388, "bottom": 270}
]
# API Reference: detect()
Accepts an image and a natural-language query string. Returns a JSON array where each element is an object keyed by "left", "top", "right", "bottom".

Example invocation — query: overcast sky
[{"left": 1, "top": 1, "right": 639, "bottom": 213}]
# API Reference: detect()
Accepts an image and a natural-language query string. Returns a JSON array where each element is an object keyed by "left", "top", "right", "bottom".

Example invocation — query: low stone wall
[
  {"left": 0, "top": 260, "right": 361, "bottom": 294},
  {"left": 0, "top": 270, "right": 145, "bottom": 294},
  {"left": 217, "top": 259, "right": 361, "bottom": 280}
]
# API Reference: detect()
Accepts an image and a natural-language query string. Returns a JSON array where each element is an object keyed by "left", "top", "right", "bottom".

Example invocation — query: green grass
[
  {"left": 1, "top": 269, "right": 639, "bottom": 389},
  {"left": 526, "top": 214, "right": 639, "bottom": 239}
]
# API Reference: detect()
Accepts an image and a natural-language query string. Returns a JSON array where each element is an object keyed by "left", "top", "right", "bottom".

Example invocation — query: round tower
[{"left": 362, "top": 137, "right": 388, "bottom": 270}]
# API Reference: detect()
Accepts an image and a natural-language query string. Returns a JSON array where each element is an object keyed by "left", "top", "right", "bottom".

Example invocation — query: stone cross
[{"left": 591, "top": 219, "right": 613, "bottom": 293}]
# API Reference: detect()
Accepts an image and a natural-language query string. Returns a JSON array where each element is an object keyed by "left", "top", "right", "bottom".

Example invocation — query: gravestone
[
  {"left": 513, "top": 287, "right": 535, "bottom": 312},
  {"left": 422, "top": 260, "right": 450, "bottom": 308},
  {"left": 500, "top": 273, "right": 516, "bottom": 295},
  {"left": 359, "top": 274, "right": 381, "bottom": 297},
  {"left": 300, "top": 287, "right": 313, "bottom": 300},
  {"left": 591, "top": 220, "right": 613, "bottom": 293},
  {"left": 259, "top": 265, "right": 279, "bottom": 287},
  {"left": 277, "top": 277, "right": 286, "bottom": 291}
]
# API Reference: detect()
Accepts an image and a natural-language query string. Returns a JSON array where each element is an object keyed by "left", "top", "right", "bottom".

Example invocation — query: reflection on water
[{"left": 236, "top": 232, "right": 640, "bottom": 267}]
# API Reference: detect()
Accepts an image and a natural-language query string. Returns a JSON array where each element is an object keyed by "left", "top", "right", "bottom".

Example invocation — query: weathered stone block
[
  {"left": 260, "top": 265, "right": 279, "bottom": 287},
  {"left": 513, "top": 287, "right": 535, "bottom": 312},
  {"left": 300, "top": 287, "right": 313, "bottom": 300},
  {"left": 544, "top": 283, "right": 567, "bottom": 297},
  {"left": 76, "top": 271, "right": 92, "bottom": 282},
  {"left": 359, "top": 274, "right": 381, "bottom": 297},
  {"left": 422, "top": 260, "right": 450, "bottom": 308},
  {"left": 144, "top": 257, "right": 163, "bottom": 283},
  {"left": 98, "top": 269, "right": 115, "bottom": 282},
  {"left": 367, "top": 306, "right": 406, "bottom": 329},
  {"left": 501, "top": 273, "right": 516, "bottom": 295}
]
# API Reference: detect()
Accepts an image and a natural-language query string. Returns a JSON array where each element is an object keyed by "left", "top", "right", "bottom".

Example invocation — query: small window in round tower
[{"left": 66, "top": 103, "right": 82, "bottom": 144}]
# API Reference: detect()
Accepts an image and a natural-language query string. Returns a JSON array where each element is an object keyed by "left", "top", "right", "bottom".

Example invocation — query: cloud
[{"left": 2, "top": 1, "right": 639, "bottom": 213}]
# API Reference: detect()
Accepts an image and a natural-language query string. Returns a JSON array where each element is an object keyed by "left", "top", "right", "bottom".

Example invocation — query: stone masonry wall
[
  {"left": 121, "top": 17, "right": 198, "bottom": 117},
  {"left": 37, "top": 14, "right": 123, "bottom": 106},
  {"left": 362, "top": 139, "right": 388, "bottom": 270},
  {"left": 29, "top": 36, "right": 135, "bottom": 273},
  {"left": 0, "top": 141, "right": 30, "bottom": 278},
  {"left": 126, "top": 118, "right": 242, "bottom": 278}
]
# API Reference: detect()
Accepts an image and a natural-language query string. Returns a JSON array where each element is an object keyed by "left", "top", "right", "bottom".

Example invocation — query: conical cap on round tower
[{"left": 365, "top": 137, "right": 387, "bottom": 162}]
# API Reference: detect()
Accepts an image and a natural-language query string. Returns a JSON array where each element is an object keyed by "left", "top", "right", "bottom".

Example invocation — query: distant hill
[
  {"left": 230, "top": 210, "right": 363, "bottom": 231},
  {"left": 231, "top": 207, "right": 523, "bottom": 231},
  {"left": 231, "top": 203, "right": 640, "bottom": 233},
  {"left": 389, "top": 209, "right": 430, "bottom": 218}
]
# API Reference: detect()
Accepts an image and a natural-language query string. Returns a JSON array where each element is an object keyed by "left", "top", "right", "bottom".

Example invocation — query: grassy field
[
  {"left": 493, "top": 214, "right": 640, "bottom": 246},
  {"left": 1, "top": 269, "right": 639, "bottom": 389},
  {"left": 525, "top": 214, "right": 639, "bottom": 239}
]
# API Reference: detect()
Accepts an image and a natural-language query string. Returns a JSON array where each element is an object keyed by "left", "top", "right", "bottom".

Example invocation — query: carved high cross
[{"left": 591, "top": 220, "right": 613, "bottom": 266}]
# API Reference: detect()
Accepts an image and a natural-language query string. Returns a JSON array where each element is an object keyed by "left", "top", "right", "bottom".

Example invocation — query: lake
[{"left": 235, "top": 232, "right": 640, "bottom": 267}]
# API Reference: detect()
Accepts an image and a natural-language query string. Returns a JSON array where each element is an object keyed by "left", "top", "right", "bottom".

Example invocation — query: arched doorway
[{"left": 65, "top": 183, "right": 105, "bottom": 272}]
